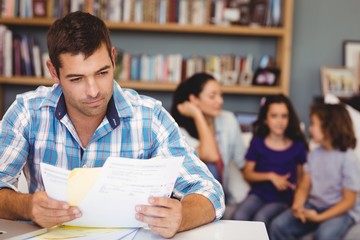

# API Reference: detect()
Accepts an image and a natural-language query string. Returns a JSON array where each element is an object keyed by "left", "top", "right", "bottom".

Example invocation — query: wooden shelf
[
  {"left": 0, "top": 77, "right": 283, "bottom": 95},
  {"left": 0, "top": 76, "right": 54, "bottom": 86},
  {"left": 0, "top": 18, "right": 285, "bottom": 37}
]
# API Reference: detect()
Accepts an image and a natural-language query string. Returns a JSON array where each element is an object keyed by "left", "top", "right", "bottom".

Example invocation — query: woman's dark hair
[
  {"left": 253, "top": 94, "right": 308, "bottom": 147},
  {"left": 47, "top": 11, "right": 113, "bottom": 77},
  {"left": 310, "top": 103, "right": 356, "bottom": 151},
  {"left": 170, "top": 72, "right": 216, "bottom": 139}
]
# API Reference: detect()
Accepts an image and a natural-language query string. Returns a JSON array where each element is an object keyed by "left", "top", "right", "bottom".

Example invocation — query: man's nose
[{"left": 86, "top": 78, "right": 100, "bottom": 98}]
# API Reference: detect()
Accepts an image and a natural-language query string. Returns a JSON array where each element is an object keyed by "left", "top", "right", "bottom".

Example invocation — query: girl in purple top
[
  {"left": 232, "top": 94, "right": 307, "bottom": 229},
  {"left": 271, "top": 103, "right": 360, "bottom": 240}
]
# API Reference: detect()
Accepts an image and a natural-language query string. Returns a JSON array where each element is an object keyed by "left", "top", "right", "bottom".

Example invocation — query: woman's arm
[{"left": 177, "top": 102, "right": 220, "bottom": 162}]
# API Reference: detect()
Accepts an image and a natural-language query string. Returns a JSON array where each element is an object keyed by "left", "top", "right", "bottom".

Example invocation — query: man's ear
[
  {"left": 46, "top": 60, "right": 60, "bottom": 83},
  {"left": 111, "top": 46, "right": 116, "bottom": 68}
]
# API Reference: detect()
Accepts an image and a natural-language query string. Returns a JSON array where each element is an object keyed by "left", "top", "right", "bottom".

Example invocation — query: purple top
[{"left": 246, "top": 136, "right": 307, "bottom": 205}]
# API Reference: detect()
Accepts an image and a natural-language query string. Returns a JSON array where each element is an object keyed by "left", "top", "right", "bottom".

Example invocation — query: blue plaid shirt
[{"left": 0, "top": 81, "right": 225, "bottom": 219}]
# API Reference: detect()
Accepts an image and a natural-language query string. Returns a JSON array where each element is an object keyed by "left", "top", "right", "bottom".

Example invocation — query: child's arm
[
  {"left": 243, "top": 161, "right": 295, "bottom": 191},
  {"left": 296, "top": 164, "right": 304, "bottom": 184},
  {"left": 304, "top": 188, "right": 357, "bottom": 223},
  {"left": 292, "top": 171, "right": 311, "bottom": 222}
]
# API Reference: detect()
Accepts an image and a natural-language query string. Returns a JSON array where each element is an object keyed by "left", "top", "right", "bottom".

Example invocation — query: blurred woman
[{"left": 170, "top": 72, "right": 247, "bottom": 203}]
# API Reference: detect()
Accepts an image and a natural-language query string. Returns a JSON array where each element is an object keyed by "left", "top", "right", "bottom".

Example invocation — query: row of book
[
  {"left": 0, "top": 25, "right": 51, "bottom": 78},
  {"left": 0, "top": 25, "right": 266, "bottom": 86},
  {"left": 1, "top": 0, "right": 283, "bottom": 27},
  {"left": 117, "top": 52, "right": 256, "bottom": 85}
]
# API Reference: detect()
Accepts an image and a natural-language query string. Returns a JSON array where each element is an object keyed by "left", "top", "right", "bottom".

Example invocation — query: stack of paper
[{"left": 40, "top": 156, "right": 184, "bottom": 228}]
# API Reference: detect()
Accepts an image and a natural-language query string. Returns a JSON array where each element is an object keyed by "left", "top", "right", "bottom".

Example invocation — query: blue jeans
[
  {"left": 270, "top": 202, "right": 355, "bottom": 240},
  {"left": 232, "top": 194, "right": 288, "bottom": 230}
]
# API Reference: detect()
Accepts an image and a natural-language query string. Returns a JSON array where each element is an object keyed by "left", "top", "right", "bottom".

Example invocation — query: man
[{"left": 0, "top": 11, "right": 224, "bottom": 238}]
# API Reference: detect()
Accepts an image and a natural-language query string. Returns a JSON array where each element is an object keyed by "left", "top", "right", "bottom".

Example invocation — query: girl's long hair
[{"left": 253, "top": 94, "right": 308, "bottom": 147}]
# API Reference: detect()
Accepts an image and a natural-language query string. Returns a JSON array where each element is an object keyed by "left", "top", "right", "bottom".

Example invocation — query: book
[
  {"left": 4, "top": 28, "right": 13, "bottom": 77},
  {"left": 0, "top": 25, "right": 6, "bottom": 75},
  {"left": 13, "top": 36, "right": 22, "bottom": 76},
  {"left": 32, "top": 44, "right": 42, "bottom": 77}
]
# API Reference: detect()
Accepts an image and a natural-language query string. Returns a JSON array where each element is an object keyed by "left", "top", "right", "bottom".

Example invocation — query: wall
[
  {"left": 291, "top": 0, "right": 360, "bottom": 130},
  {"left": 4, "top": 0, "right": 360, "bottom": 132}
]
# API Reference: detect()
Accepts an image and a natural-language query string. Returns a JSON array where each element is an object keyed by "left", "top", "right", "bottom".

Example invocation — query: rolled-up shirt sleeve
[
  {"left": 0, "top": 97, "right": 30, "bottom": 191},
  {"left": 150, "top": 104, "right": 225, "bottom": 220}
]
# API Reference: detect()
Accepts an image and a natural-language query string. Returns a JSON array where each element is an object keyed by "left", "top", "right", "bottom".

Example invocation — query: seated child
[
  {"left": 232, "top": 94, "right": 308, "bottom": 229},
  {"left": 271, "top": 103, "right": 360, "bottom": 240}
]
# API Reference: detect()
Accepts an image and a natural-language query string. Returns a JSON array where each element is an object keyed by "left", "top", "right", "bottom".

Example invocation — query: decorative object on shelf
[
  {"left": 249, "top": 0, "right": 269, "bottom": 26},
  {"left": 343, "top": 40, "right": 360, "bottom": 83},
  {"left": 252, "top": 67, "right": 279, "bottom": 86},
  {"left": 321, "top": 66, "right": 358, "bottom": 97},
  {"left": 239, "top": 2, "right": 251, "bottom": 25},
  {"left": 252, "top": 55, "right": 278, "bottom": 86},
  {"left": 32, "top": 0, "right": 48, "bottom": 18}
]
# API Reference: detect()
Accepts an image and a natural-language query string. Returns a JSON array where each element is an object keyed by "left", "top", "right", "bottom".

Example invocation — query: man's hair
[
  {"left": 47, "top": 11, "right": 113, "bottom": 76},
  {"left": 310, "top": 103, "right": 356, "bottom": 151}
]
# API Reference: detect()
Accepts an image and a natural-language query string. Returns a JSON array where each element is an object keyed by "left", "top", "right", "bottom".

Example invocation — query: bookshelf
[{"left": 0, "top": 0, "right": 294, "bottom": 118}]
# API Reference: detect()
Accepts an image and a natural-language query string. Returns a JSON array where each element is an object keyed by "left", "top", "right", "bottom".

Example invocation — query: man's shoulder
[
  {"left": 17, "top": 85, "right": 53, "bottom": 98},
  {"left": 15, "top": 85, "right": 56, "bottom": 106},
  {"left": 118, "top": 87, "right": 163, "bottom": 109}
]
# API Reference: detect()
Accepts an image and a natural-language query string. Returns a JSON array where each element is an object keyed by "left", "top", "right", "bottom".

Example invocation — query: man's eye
[
  {"left": 98, "top": 71, "right": 108, "bottom": 76},
  {"left": 70, "top": 77, "right": 81, "bottom": 82}
]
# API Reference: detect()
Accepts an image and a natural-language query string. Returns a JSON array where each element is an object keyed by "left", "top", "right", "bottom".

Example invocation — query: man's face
[{"left": 55, "top": 44, "right": 115, "bottom": 119}]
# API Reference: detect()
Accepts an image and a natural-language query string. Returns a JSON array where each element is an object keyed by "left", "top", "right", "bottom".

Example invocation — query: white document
[
  {"left": 40, "top": 156, "right": 184, "bottom": 228},
  {"left": 40, "top": 163, "right": 70, "bottom": 202}
]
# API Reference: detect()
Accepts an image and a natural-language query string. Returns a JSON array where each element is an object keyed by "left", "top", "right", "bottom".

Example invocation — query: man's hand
[
  {"left": 30, "top": 191, "right": 82, "bottom": 228},
  {"left": 135, "top": 197, "right": 182, "bottom": 238}
]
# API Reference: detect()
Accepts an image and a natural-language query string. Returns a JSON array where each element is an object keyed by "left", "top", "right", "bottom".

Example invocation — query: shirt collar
[{"left": 40, "top": 81, "right": 134, "bottom": 129}]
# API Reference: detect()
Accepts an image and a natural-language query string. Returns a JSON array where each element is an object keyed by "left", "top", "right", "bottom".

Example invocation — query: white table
[
  {"left": 29, "top": 220, "right": 268, "bottom": 240},
  {"left": 133, "top": 220, "right": 269, "bottom": 240}
]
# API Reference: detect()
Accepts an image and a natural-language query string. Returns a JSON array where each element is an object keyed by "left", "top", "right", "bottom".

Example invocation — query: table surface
[{"left": 133, "top": 220, "right": 269, "bottom": 240}]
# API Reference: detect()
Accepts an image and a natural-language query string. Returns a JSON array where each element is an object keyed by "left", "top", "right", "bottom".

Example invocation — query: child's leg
[
  {"left": 314, "top": 213, "right": 354, "bottom": 240},
  {"left": 231, "top": 194, "right": 264, "bottom": 220},
  {"left": 270, "top": 209, "right": 317, "bottom": 240},
  {"left": 253, "top": 202, "right": 288, "bottom": 230}
]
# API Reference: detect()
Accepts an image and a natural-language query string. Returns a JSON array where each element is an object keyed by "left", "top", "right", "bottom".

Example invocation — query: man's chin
[{"left": 81, "top": 107, "right": 107, "bottom": 117}]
